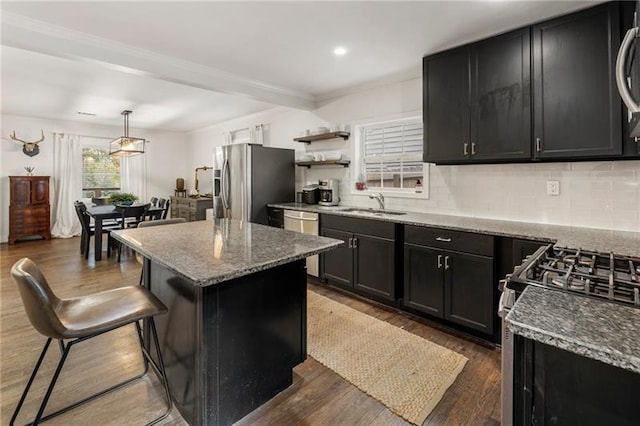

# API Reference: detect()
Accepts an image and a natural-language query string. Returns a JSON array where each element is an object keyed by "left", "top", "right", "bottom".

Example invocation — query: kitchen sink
[{"left": 339, "top": 208, "right": 406, "bottom": 216}]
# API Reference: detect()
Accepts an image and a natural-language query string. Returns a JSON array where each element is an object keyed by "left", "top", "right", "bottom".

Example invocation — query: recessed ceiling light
[
  {"left": 333, "top": 46, "right": 347, "bottom": 56},
  {"left": 77, "top": 111, "right": 96, "bottom": 116}
]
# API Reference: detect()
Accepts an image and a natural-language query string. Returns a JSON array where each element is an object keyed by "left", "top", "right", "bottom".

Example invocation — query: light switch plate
[{"left": 547, "top": 180, "right": 560, "bottom": 196}]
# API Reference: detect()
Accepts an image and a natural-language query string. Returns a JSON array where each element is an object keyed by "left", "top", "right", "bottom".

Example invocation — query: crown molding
[{"left": 1, "top": 11, "right": 316, "bottom": 111}]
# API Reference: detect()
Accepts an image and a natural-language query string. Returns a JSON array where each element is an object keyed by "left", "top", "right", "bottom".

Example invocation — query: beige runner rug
[{"left": 307, "top": 290, "right": 468, "bottom": 425}]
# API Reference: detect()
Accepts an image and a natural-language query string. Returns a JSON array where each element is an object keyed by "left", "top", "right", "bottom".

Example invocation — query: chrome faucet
[{"left": 369, "top": 192, "right": 385, "bottom": 210}]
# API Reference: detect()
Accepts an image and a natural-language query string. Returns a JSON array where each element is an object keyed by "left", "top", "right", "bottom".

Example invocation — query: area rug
[{"left": 307, "top": 290, "right": 468, "bottom": 425}]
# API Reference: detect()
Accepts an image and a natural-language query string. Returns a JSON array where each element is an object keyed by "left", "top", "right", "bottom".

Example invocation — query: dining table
[{"left": 85, "top": 204, "right": 164, "bottom": 261}]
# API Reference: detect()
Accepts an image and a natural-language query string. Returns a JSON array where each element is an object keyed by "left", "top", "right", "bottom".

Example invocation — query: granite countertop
[
  {"left": 269, "top": 203, "right": 640, "bottom": 257},
  {"left": 506, "top": 285, "right": 640, "bottom": 373},
  {"left": 111, "top": 219, "right": 342, "bottom": 287}
]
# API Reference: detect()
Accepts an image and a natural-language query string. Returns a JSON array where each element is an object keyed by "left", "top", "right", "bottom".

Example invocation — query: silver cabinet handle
[
  {"left": 471, "top": 142, "right": 477, "bottom": 155},
  {"left": 353, "top": 237, "right": 358, "bottom": 248},
  {"left": 536, "top": 137, "right": 542, "bottom": 153},
  {"left": 463, "top": 143, "right": 469, "bottom": 156},
  {"left": 437, "top": 254, "right": 443, "bottom": 269},
  {"left": 445, "top": 255, "right": 450, "bottom": 270},
  {"left": 348, "top": 237, "right": 353, "bottom": 248},
  {"left": 436, "top": 237, "right": 452, "bottom": 242}
]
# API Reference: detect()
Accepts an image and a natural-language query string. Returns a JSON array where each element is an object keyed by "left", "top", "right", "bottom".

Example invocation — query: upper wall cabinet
[
  {"left": 423, "top": 1, "right": 625, "bottom": 164},
  {"left": 424, "top": 28, "right": 532, "bottom": 163},
  {"left": 532, "top": 2, "right": 621, "bottom": 159},
  {"left": 423, "top": 46, "right": 470, "bottom": 163}
]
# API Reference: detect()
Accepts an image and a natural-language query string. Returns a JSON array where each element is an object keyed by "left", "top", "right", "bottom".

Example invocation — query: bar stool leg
[{"left": 9, "top": 338, "right": 53, "bottom": 426}]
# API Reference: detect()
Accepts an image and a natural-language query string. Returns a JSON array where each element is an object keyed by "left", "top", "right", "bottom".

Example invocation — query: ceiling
[{"left": 1, "top": 1, "right": 601, "bottom": 132}]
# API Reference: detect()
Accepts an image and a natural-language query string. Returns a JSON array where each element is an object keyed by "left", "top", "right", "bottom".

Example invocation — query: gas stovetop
[{"left": 507, "top": 244, "right": 640, "bottom": 307}]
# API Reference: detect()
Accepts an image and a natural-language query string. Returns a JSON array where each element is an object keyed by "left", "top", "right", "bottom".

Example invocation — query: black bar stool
[{"left": 9, "top": 258, "right": 172, "bottom": 425}]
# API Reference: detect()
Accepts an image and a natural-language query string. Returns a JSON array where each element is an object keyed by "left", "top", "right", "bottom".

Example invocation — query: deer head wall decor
[{"left": 9, "top": 130, "right": 45, "bottom": 157}]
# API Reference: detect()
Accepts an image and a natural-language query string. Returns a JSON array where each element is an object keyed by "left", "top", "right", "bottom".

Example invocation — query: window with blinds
[
  {"left": 82, "top": 147, "right": 121, "bottom": 197},
  {"left": 359, "top": 119, "right": 426, "bottom": 194}
]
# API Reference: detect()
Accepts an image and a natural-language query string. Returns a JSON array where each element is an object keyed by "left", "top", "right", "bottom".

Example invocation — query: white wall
[
  {"left": 187, "top": 77, "right": 640, "bottom": 232},
  {"left": 1, "top": 114, "right": 190, "bottom": 242}
]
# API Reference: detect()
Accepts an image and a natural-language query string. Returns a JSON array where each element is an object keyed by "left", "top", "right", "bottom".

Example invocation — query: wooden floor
[{"left": 1, "top": 237, "right": 501, "bottom": 425}]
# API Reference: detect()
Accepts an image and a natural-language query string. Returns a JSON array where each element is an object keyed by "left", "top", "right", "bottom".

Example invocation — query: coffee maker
[{"left": 318, "top": 179, "right": 340, "bottom": 206}]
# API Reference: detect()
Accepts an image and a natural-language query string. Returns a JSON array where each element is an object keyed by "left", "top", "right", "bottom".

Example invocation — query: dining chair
[
  {"left": 74, "top": 201, "right": 121, "bottom": 259},
  {"left": 150, "top": 196, "right": 158, "bottom": 207},
  {"left": 117, "top": 203, "right": 151, "bottom": 229},
  {"left": 157, "top": 198, "right": 167, "bottom": 210},
  {"left": 161, "top": 199, "right": 171, "bottom": 219},
  {"left": 9, "top": 257, "right": 172, "bottom": 426},
  {"left": 113, "top": 204, "right": 151, "bottom": 262}
]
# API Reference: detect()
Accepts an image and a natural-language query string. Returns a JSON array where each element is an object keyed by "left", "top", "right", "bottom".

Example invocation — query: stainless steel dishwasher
[{"left": 284, "top": 210, "right": 319, "bottom": 277}]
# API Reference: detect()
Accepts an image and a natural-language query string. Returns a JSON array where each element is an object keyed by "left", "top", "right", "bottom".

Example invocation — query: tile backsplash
[{"left": 304, "top": 160, "right": 640, "bottom": 232}]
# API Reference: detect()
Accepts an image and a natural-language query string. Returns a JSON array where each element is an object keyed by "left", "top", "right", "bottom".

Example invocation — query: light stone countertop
[
  {"left": 506, "top": 285, "right": 640, "bottom": 373},
  {"left": 269, "top": 203, "right": 640, "bottom": 257},
  {"left": 111, "top": 219, "right": 342, "bottom": 287}
]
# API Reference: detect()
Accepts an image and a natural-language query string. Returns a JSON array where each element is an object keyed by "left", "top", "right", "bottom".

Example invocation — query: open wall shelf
[
  {"left": 293, "top": 131, "right": 350, "bottom": 144},
  {"left": 295, "top": 160, "right": 350, "bottom": 168}
]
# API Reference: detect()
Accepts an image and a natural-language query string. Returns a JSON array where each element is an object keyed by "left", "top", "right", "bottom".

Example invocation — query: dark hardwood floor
[{"left": 1, "top": 237, "right": 501, "bottom": 425}]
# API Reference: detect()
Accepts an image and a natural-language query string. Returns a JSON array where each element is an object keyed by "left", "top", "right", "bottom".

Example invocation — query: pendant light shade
[{"left": 109, "top": 110, "right": 145, "bottom": 157}]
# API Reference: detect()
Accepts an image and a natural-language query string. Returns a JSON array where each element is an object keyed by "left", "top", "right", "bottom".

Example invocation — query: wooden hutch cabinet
[{"left": 9, "top": 176, "right": 51, "bottom": 244}]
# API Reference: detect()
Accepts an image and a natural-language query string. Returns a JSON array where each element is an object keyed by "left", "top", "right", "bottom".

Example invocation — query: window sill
[{"left": 350, "top": 188, "right": 429, "bottom": 200}]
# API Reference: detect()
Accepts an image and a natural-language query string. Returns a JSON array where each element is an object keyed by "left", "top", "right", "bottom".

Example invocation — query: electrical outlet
[{"left": 547, "top": 180, "right": 560, "bottom": 196}]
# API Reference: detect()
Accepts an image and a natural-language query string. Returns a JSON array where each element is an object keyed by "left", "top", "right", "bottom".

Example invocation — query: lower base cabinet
[
  {"left": 321, "top": 215, "right": 396, "bottom": 301},
  {"left": 404, "top": 226, "right": 495, "bottom": 336},
  {"left": 320, "top": 216, "right": 501, "bottom": 341}
]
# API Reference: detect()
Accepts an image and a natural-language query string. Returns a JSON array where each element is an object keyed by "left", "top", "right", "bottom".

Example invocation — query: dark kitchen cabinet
[
  {"left": 471, "top": 28, "right": 531, "bottom": 161},
  {"left": 532, "top": 2, "right": 622, "bottom": 159},
  {"left": 423, "top": 46, "right": 470, "bottom": 163},
  {"left": 321, "top": 215, "right": 397, "bottom": 301},
  {"left": 404, "top": 225, "right": 495, "bottom": 335},
  {"left": 404, "top": 244, "right": 445, "bottom": 317},
  {"left": 423, "top": 28, "right": 531, "bottom": 164},
  {"left": 267, "top": 207, "right": 284, "bottom": 228},
  {"left": 321, "top": 228, "right": 353, "bottom": 287},
  {"left": 443, "top": 251, "right": 494, "bottom": 332}
]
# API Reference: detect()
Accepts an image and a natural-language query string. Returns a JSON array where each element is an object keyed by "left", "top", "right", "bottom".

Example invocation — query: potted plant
[{"left": 108, "top": 192, "right": 138, "bottom": 205}]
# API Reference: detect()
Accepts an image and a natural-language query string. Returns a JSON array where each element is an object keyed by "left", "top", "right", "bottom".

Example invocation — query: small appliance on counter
[
  {"left": 318, "top": 179, "right": 340, "bottom": 206},
  {"left": 301, "top": 184, "right": 320, "bottom": 204}
]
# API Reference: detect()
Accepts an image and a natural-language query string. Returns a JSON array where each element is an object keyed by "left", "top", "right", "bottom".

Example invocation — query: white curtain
[
  {"left": 120, "top": 152, "right": 147, "bottom": 203},
  {"left": 51, "top": 133, "right": 83, "bottom": 238}
]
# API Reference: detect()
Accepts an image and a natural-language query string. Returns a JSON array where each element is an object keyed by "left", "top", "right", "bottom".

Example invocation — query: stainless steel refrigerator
[{"left": 213, "top": 143, "right": 294, "bottom": 224}]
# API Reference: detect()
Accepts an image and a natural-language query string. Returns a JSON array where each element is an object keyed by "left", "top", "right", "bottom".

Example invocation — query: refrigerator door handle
[{"left": 221, "top": 159, "right": 230, "bottom": 210}]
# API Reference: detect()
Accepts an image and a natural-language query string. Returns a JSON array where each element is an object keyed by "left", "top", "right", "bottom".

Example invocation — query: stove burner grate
[{"left": 513, "top": 245, "right": 640, "bottom": 307}]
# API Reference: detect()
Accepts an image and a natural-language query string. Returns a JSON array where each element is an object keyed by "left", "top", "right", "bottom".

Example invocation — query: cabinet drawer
[
  {"left": 321, "top": 214, "right": 394, "bottom": 239},
  {"left": 405, "top": 225, "right": 494, "bottom": 257}
]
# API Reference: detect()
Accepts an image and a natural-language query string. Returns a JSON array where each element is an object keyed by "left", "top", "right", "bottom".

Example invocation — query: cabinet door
[
  {"left": 444, "top": 251, "right": 494, "bottom": 334},
  {"left": 423, "top": 46, "right": 471, "bottom": 163},
  {"left": 10, "top": 178, "right": 31, "bottom": 206},
  {"left": 403, "top": 243, "right": 444, "bottom": 318},
  {"left": 321, "top": 228, "right": 353, "bottom": 288},
  {"left": 532, "top": 3, "right": 621, "bottom": 159},
  {"left": 471, "top": 28, "right": 531, "bottom": 161},
  {"left": 353, "top": 234, "right": 395, "bottom": 300},
  {"left": 31, "top": 178, "right": 49, "bottom": 205}
]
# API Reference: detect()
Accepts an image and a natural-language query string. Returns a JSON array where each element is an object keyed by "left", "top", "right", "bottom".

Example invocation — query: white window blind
[{"left": 360, "top": 120, "right": 425, "bottom": 192}]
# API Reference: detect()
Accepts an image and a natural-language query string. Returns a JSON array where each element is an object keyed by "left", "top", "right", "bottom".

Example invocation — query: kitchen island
[{"left": 110, "top": 219, "right": 342, "bottom": 426}]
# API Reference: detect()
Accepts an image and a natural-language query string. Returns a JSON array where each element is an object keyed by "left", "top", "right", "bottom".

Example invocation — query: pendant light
[{"left": 109, "top": 110, "right": 145, "bottom": 157}]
